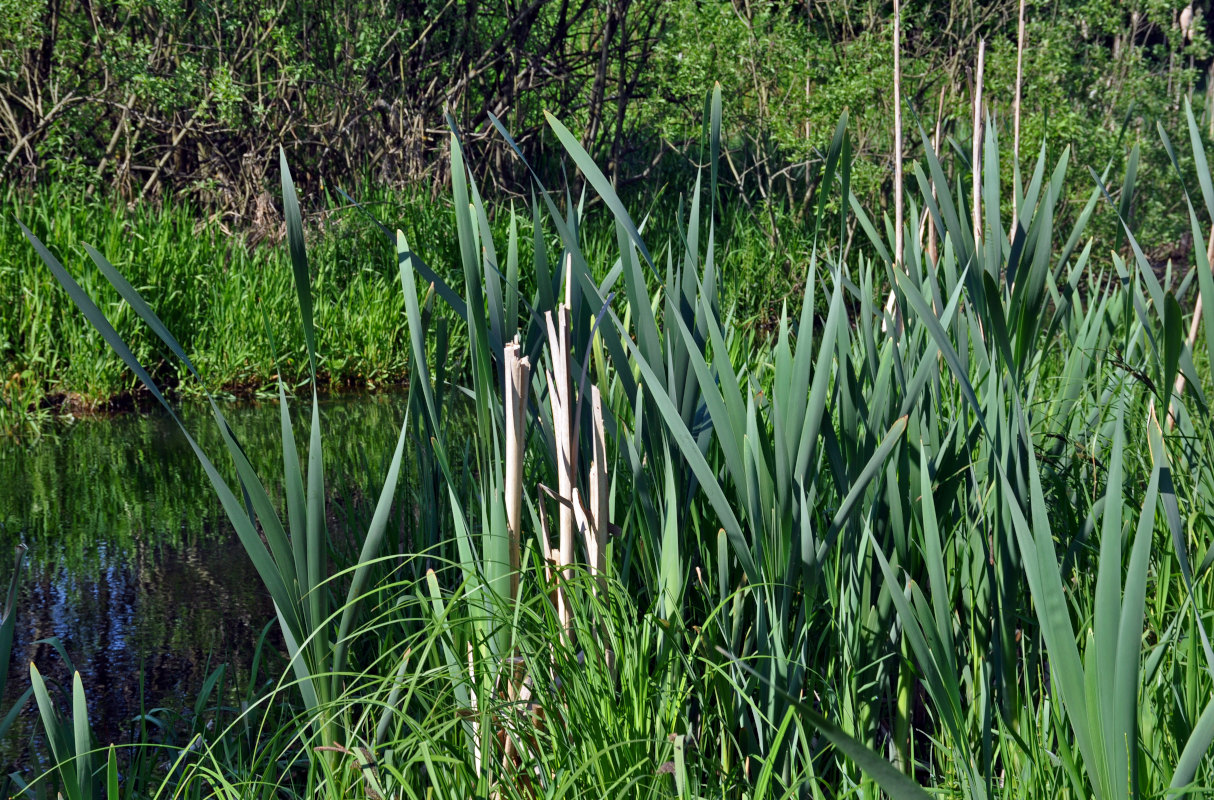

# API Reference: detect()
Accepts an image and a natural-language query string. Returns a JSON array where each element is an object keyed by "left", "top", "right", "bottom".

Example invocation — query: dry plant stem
[
  {"left": 893, "top": 0, "right": 903, "bottom": 273},
  {"left": 579, "top": 385, "right": 613, "bottom": 674},
  {"left": 544, "top": 305, "right": 575, "bottom": 634},
  {"left": 1169, "top": 220, "right": 1214, "bottom": 428},
  {"left": 587, "top": 385, "right": 608, "bottom": 589},
  {"left": 468, "top": 641, "right": 481, "bottom": 775},
  {"left": 1012, "top": 0, "right": 1026, "bottom": 228},
  {"left": 973, "top": 39, "right": 986, "bottom": 249},
  {"left": 927, "top": 86, "right": 946, "bottom": 266},
  {"left": 500, "top": 339, "right": 532, "bottom": 785},
  {"left": 503, "top": 340, "right": 531, "bottom": 602},
  {"left": 884, "top": 0, "right": 906, "bottom": 337},
  {"left": 569, "top": 460, "right": 604, "bottom": 598}
]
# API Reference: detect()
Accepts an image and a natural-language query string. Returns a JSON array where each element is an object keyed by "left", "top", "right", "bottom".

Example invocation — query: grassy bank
[
  {"left": 7, "top": 96, "right": 1214, "bottom": 799},
  {"left": 0, "top": 183, "right": 415, "bottom": 434},
  {"left": 0, "top": 179, "right": 815, "bottom": 437}
]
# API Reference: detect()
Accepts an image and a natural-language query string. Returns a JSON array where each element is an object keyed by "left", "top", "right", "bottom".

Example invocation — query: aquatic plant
[{"left": 15, "top": 92, "right": 1214, "bottom": 798}]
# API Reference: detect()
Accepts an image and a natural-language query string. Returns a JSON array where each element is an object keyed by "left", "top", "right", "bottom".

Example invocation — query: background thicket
[
  {"left": 5, "top": 0, "right": 1214, "bottom": 426},
  {"left": 4, "top": 0, "right": 1214, "bottom": 237}
]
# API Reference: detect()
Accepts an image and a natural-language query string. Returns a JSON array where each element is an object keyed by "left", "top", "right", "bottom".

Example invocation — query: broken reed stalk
[
  {"left": 924, "top": 85, "right": 947, "bottom": 268},
  {"left": 468, "top": 642, "right": 481, "bottom": 775},
  {"left": 973, "top": 39, "right": 986, "bottom": 248},
  {"left": 572, "top": 384, "right": 613, "bottom": 673},
  {"left": 1013, "top": 0, "right": 1026, "bottom": 227},
  {"left": 544, "top": 305, "right": 575, "bottom": 634},
  {"left": 571, "top": 391, "right": 607, "bottom": 594},
  {"left": 500, "top": 337, "right": 532, "bottom": 785},
  {"left": 504, "top": 339, "right": 531, "bottom": 603},
  {"left": 1169, "top": 220, "right": 1214, "bottom": 428},
  {"left": 893, "top": 0, "right": 903, "bottom": 272},
  {"left": 884, "top": 0, "right": 906, "bottom": 336},
  {"left": 586, "top": 385, "right": 607, "bottom": 589}
]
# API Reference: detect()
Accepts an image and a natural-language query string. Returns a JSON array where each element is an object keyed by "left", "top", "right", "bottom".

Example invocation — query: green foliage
[
  {"left": 14, "top": 97, "right": 1214, "bottom": 799},
  {"left": 638, "top": 0, "right": 1214, "bottom": 254},
  {"left": 7, "top": 0, "right": 1214, "bottom": 259},
  {"left": 0, "top": 184, "right": 422, "bottom": 434}
]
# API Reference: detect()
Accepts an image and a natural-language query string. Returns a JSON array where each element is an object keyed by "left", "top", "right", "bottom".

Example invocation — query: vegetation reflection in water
[{"left": 0, "top": 393, "right": 428, "bottom": 756}]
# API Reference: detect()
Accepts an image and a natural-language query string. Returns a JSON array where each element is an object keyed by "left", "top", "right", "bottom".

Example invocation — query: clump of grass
[
  {"left": 14, "top": 91, "right": 1214, "bottom": 800},
  {"left": 0, "top": 177, "right": 820, "bottom": 439},
  {"left": 0, "top": 183, "right": 425, "bottom": 434}
]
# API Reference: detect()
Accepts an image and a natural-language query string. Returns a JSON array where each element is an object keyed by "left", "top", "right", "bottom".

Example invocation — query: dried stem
[
  {"left": 926, "top": 85, "right": 946, "bottom": 267},
  {"left": 973, "top": 39, "right": 986, "bottom": 249},
  {"left": 883, "top": 0, "right": 906, "bottom": 336},
  {"left": 503, "top": 339, "right": 531, "bottom": 602},
  {"left": 1169, "top": 220, "right": 1214, "bottom": 428},
  {"left": 893, "top": 0, "right": 903, "bottom": 272},
  {"left": 544, "top": 304, "right": 575, "bottom": 634},
  {"left": 1012, "top": 0, "right": 1026, "bottom": 228}
]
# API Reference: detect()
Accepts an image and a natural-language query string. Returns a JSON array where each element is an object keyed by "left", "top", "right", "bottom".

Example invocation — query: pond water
[{"left": 0, "top": 393, "right": 413, "bottom": 764}]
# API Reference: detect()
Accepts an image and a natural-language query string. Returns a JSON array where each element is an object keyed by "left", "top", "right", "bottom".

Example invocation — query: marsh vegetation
[
  {"left": 4, "top": 2, "right": 1214, "bottom": 798},
  {"left": 4, "top": 86, "right": 1214, "bottom": 797}
]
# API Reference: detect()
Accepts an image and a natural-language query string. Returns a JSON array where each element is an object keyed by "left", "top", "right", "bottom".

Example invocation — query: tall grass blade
[
  {"left": 279, "top": 146, "right": 317, "bottom": 380},
  {"left": 719, "top": 648, "right": 933, "bottom": 800}
]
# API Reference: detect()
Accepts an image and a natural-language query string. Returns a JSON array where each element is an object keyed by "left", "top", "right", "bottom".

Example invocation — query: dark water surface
[{"left": 0, "top": 393, "right": 411, "bottom": 762}]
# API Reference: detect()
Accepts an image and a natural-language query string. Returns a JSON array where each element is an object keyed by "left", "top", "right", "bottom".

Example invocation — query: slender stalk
[
  {"left": 884, "top": 1, "right": 906, "bottom": 335},
  {"left": 1012, "top": 0, "right": 1026, "bottom": 227},
  {"left": 584, "top": 385, "right": 607, "bottom": 588},
  {"left": 1170, "top": 220, "right": 1214, "bottom": 427},
  {"left": 545, "top": 306, "right": 575, "bottom": 633},
  {"left": 504, "top": 339, "right": 531, "bottom": 602},
  {"left": 973, "top": 39, "right": 986, "bottom": 248},
  {"left": 926, "top": 85, "right": 946, "bottom": 268},
  {"left": 585, "top": 384, "right": 613, "bottom": 672},
  {"left": 893, "top": 0, "right": 903, "bottom": 272}
]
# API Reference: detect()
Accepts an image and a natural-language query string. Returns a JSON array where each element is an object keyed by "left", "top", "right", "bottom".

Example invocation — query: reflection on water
[{"left": 0, "top": 393, "right": 411, "bottom": 761}]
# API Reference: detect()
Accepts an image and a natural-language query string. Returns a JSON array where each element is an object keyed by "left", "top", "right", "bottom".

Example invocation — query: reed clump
[{"left": 10, "top": 90, "right": 1214, "bottom": 799}]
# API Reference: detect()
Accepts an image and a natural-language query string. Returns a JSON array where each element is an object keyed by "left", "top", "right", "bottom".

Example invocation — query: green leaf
[
  {"left": 106, "top": 745, "right": 118, "bottom": 800},
  {"left": 1173, "top": 698, "right": 1214, "bottom": 789},
  {"left": 719, "top": 648, "right": 934, "bottom": 800},
  {"left": 545, "top": 111, "right": 657, "bottom": 275},
  {"left": 1163, "top": 292, "right": 1183, "bottom": 407},
  {"left": 72, "top": 672, "right": 92, "bottom": 799},
  {"left": 279, "top": 147, "right": 317, "bottom": 380},
  {"left": 619, "top": 329, "right": 758, "bottom": 584}
]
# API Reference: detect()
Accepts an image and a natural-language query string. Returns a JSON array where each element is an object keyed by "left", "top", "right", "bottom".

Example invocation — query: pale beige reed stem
[
  {"left": 1168, "top": 220, "right": 1214, "bottom": 429},
  {"left": 923, "top": 86, "right": 946, "bottom": 270},
  {"left": 1012, "top": 0, "right": 1026, "bottom": 229},
  {"left": 503, "top": 339, "right": 531, "bottom": 602},
  {"left": 893, "top": 0, "right": 904, "bottom": 273},
  {"left": 501, "top": 338, "right": 532, "bottom": 784},
  {"left": 571, "top": 384, "right": 613, "bottom": 672},
  {"left": 544, "top": 305, "right": 575, "bottom": 634},
  {"left": 973, "top": 39, "right": 986, "bottom": 249},
  {"left": 883, "top": 0, "right": 906, "bottom": 335}
]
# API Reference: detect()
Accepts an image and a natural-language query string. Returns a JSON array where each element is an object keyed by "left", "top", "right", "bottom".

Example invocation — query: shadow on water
[{"left": 0, "top": 392, "right": 414, "bottom": 766}]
